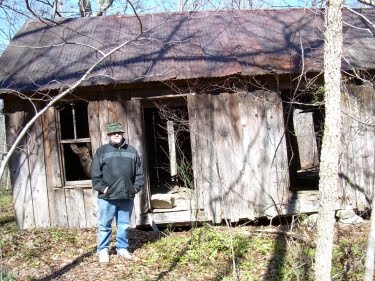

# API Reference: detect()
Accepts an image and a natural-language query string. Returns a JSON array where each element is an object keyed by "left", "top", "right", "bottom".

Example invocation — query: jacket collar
[{"left": 109, "top": 138, "right": 127, "bottom": 149}]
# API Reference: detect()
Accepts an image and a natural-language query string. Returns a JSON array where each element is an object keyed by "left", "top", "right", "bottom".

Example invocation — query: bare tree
[
  {"left": 0, "top": 1, "right": 147, "bottom": 179},
  {"left": 340, "top": 5, "right": 375, "bottom": 281},
  {"left": 97, "top": 0, "right": 113, "bottom": 15},
  {"left": 314, "top": 0, "right": 344, "bottom": 280},
  {"left": 78, "top": 0, "right": 92, "bottom": 17},
  {"left": 358, "top": 0, "right": 375, "bottom": 5}
]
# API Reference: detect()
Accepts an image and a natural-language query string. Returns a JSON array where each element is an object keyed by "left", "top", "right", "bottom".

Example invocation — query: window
[{"left": 57, "top": 102, "right": 92, "bottom": 185}]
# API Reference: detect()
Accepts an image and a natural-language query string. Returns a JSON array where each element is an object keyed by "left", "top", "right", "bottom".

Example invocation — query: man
[{"left": 91, "top": 122, "right": 144, "bottom": 263}]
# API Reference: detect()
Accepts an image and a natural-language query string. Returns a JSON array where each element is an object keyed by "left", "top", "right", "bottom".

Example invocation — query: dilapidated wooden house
[{"left": 0, "top": 8, "right": 374, "bottom": 229}]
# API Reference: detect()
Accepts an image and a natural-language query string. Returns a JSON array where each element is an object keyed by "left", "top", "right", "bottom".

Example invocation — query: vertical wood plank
[
  {"left": 189, "top": 94, "right": 213, "bottom": 219},
  {"left": 65, "top": 188, "right": 86, "bottom": 228},
  {"left": 167, "top": 121, "right": 177, "bottom": 177},
  {"left": 212, "top": 93, "right": 235, "bottom": 221},
  {"left": 107, "top": 98, "right": 119, "bottom": 124},
  {"left": 201, "top": 94, "right": 221, "bottom": 223},
  {"left": 28, "top": 108, "right": 50, "bottom": 227},
  {"left": 275, "top": 92, "right": 290, "bottom": 201},
  {"left": 293, "top": 109, "right": 319, "bottom": 169},
  {"left": 116, "top": 98, "right": 129, "bottom": 137},
  {"left": 83, "top": 189, "right": 98, "bottom": 228},
  {"left": 48, "top": 188, "right": 69, "bottom": 227},
  {"left": 265, "top": 91, "right": 289, "bottom": 216},
  {"left": 6, "top": 108, "right": 35, "bottom": 229},
  {"left": 228, "top": 92, "right": 246, "bottom": 221},
  {"left": 340, "top": 90, "right": 355, "bottom": 205},
  {"left": 65, "top": 189, "right": 79, "bottom": 228},
  {"left": 87, "top": 99, "right": 101, "bottom": 228},
  {"left": 42, "top": 107, "right": 63, "bottom": 228},
  {"left": 361, "top": 87, "right": 374, "bottom": 205},
  {"left": 258, "top": 91, "right": 272, "bottom": 211},
  {"left": 341, "top": 85, "right": 374, "bottom": 210},
  {"left": 42, "top": 108, "right": 63, "bottom": 188},
  {"left": 339, "top": 92, "right": 349, "bottom": 203},
  {"left": 74, "top": 187, "right": 87, "bottom": 228},
  {"left": 88, "top": 100, "right": 102, "bottom": 155},
  {"left": 99, "top": 99, "right": 109, "bottom": 145},
  {"left": 187, "top": 95, "right": 202, "bottom": 208},
  {"left": 240, "top": 91, "right": 263, "bottom": 219},
  {"left": 350, "top": 87, "right": 365, "bottom": 208},
  {"left": 248, "top": 91, "right": 265, "bottom": 217},
  {"left": 366, "top": 87, "right": 375, "bottom": 204},
  {"left": 356, "top": 86, "right": 375, "bottom": 208},
  {"left": 238, "top": 93, "right": 256, "bottom": 219},
  {"left": 231, "top": 92, "right": 256, "bottom": 221},
  {"left": 126, "top": 99, "right": 149, "bottom": 219}
]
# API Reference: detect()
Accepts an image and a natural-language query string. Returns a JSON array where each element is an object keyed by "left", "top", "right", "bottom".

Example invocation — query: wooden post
[{"left": 167, "top": 121, "right": 177, "bottom": 178}]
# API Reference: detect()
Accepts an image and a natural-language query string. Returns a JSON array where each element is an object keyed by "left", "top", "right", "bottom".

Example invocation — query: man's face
[{"left": 109, "top": 132, "right": 124, "bottom": 144}]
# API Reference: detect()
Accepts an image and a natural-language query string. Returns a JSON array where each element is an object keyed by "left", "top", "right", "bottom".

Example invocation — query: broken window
[{"left": 57, "top": 102, "right": 92, "bottom": 184}]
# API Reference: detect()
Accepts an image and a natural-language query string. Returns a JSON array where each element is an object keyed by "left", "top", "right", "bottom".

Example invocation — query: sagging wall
[
  {"left": 6, "top": 103, "right": 50, "bottom": 229},
  {"left": 6, "top": 88, "right": 291, "bottom": 228},
  {"left": 6, "top": 83, "right": 374, "bottom": 229},
  {"left": 340, "top": 84, "right": 375, "bottom": 210},
  {"left": 6, "top": 94, "right": 148, "bottom": 229},
  {"left": 188, "top": 90, "right": 290, "bottom": 223}
]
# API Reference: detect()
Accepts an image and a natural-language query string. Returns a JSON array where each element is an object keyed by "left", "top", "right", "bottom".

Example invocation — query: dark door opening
[
  {"left": 284, "top": 103, "right": 324, "bottom": 191},
  {"left": 143, "top": 99, "right": 193, "bottom": 195}
]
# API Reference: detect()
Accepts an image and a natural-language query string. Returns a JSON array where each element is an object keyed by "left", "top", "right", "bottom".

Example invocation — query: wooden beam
[{"left": 167, "top": 121, "right": 177, "bottom": 178}]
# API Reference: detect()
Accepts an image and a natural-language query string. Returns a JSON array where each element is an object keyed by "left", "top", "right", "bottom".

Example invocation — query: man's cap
[{"left": 107, "top": 122, "right": 125, "bottom": 135}]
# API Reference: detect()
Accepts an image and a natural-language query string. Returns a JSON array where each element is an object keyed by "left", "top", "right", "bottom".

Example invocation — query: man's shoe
[
  {"left": 117, "top": 248, "right": 138, "bottom": 260},
  {"left": 99, "top": 248, "right": 109, "bottom": 263}
]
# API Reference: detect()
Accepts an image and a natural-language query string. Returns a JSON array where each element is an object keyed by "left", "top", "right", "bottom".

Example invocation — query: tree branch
[
  {"left": 0, "top": 16, "right": 174, "bottom": 179},
  {"left": 357, "top": 0, "right": 375, "bottom": 7},
  {"left": 96, "top": 0, "right": 113, "bottom": 16}
]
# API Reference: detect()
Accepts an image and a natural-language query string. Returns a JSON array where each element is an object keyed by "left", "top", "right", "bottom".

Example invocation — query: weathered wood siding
[
  {"left": 126, "top": 99, "right": 150, "bottom": 225},
  {"left": 188, "top": 91, "right": 289, "bottom": 222},
  {"left": 6, "top": 104, "right": 50, "bottom": 229},
  {"left": 8, "top": 83, "right": 374, "bottom": 229},
  {"left": 28, "top": 105, "right": 50, "bottom": 227},
  {"left": 340, "top": 85, "right": 375, "bottom": 210},
  {"left": 6, "top": 107, "right": 35, "bottom": 228},
  {"left": 39, "top": 94, "right": 148, "bottom": 229},
  {"left": 293, "top": 109, "right": 319, "bottom": 169},
  {"left": 0, "top": 100, "right": 11, "bottom": 190}
]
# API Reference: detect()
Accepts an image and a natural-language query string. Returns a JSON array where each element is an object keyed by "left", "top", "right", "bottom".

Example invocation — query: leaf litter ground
[{"left": 0, "top": 190, "right": 370, "bottom": 281}]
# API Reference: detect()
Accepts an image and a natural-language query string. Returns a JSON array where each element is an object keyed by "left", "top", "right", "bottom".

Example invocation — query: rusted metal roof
[{"left": 0, "top": 8, "right": 375, "bottom": 92}]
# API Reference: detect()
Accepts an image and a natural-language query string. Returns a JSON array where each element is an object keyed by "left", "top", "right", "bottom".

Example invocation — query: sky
[{"left": 0, "top": 0, "right": 364, "bottom": 53}]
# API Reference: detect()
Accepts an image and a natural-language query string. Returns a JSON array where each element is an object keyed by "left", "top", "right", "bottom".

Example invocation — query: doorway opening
[
  {"left": 143, "top": 98, "right": 194, "bottom": 209},
  {"left": 283, "top": 98, "right": 324, "bottom": 191}
]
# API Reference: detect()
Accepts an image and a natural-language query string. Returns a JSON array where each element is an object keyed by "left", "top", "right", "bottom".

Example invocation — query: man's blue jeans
[{"left": 97, "top": 198, "right": 134, "bottom": 252}]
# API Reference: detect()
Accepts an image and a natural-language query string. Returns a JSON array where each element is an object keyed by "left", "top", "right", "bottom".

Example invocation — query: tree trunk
[
  {"left": 79, "top": 0, "right": 92, "bottom": 17},
  {"left": 97, "top": 0, "right": 114, "bottom": 16},
  {"left": 314, "top": 1, "right": 343, "bottom": 280},
  {"left": 364, "top": 197, "right": 375, "bottom": 281}
]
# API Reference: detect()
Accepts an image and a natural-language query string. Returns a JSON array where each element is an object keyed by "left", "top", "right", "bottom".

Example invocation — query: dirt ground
[{"left": 0, "top": 191, "right": 371, "bottom": 281}]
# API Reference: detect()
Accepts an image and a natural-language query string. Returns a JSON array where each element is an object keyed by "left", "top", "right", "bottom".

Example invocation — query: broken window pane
[{"left": 58, "top": 102, "right": 92, "bottom": 183}]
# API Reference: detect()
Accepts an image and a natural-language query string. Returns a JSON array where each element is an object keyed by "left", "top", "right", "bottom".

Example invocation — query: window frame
[{"left": 56, "top": 102, "right": 92, "bottom": 187}]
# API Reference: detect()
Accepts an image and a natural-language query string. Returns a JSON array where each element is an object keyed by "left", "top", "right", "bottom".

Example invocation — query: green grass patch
[
  {"left": 331, "top": 235, "right": 368, "bottom": 280},
  {"left": 0, "top": 188, "right": 370, "bottom": 280},
  {"left": 0, "top": 189, "right": 12, "bottom": 210},
  {"left": 0, "top": 271, "right": 15, "bottom": 281}
]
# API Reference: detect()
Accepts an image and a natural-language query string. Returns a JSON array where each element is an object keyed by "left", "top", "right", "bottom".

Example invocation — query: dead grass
[{"left": 0, "top": 190, "right": 370, "bottom": 281}]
